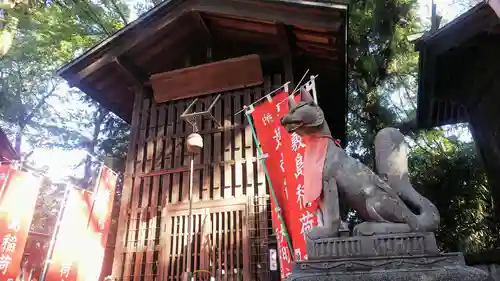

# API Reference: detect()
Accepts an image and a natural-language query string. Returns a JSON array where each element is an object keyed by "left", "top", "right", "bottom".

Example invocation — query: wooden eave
[
  {"left": 0, "top": 129, "right": 18, "bottom": 161},
  {"left": 56, "top": 0, "right": 348, "bottom": 123},
  {"left": 415, "top": 0, "right": 500, "bottom": 129}
]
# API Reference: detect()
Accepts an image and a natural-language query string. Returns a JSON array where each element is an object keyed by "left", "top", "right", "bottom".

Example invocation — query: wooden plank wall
[{"left": 112, "top": 74, "right": 283, "bottom": 281}]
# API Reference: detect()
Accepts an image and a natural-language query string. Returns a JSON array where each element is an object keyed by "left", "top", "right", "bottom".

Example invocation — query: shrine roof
[
  {"left": 415, "top": 0, "right": 500, "bottom": 128},
  {"left": 56, "top": 0, "right": 349, "bottom": 123}
]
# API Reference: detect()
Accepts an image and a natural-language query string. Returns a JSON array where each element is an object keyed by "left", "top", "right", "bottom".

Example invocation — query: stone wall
[{"left": 473, "top": 264, "right": 500, "bottom": 281}]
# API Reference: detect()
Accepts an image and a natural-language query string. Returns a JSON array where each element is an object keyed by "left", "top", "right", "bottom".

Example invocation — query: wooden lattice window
[{"left": 162, "top": 201, "right": 249, "bottom": 281}]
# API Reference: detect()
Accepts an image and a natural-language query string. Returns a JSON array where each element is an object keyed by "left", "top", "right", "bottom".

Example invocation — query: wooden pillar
[
  {"left": 276, "top": 24, "right": 295, "bottom": 88},
  {"left": 111, "top": 87, "right": 145, "bottom": 280},
  {"left": 338, "top": 11, "right": 348, "bottom": 145},
  {"left": 468, "top": 80, "right": 500, "bottom": 246}
]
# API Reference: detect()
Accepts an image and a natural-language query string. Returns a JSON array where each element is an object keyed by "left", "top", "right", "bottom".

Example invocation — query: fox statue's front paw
[{"left": 305, "top": 226, "right": 339, "bottom": 241}]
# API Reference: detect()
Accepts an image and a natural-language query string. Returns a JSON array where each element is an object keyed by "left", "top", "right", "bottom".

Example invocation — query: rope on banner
[
  {"left": 244, "top": 107, "right": 295, "bottom": 259},
  {"left": 234, "top": 69, "right": 314, "bottom": 117},
  {"left": 275, "top": 75, "right": 319, "bottom": 107},
  {"left": 234, "top": 82, "right": 291, "bottom": 116},
  {"left": 291, "top": 69, "right": 310, "bottom": 94}
]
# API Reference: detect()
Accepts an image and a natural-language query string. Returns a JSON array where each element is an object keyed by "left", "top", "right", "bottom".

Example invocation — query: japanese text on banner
[
  {"left": 0, "top": 166, "right": 41, "bottom": 281},
  {"left": 251, "top": 91, "right": 320, "bottom": 266},
  {"left": 251, "top": 92, "right": 293, "bottom": 280}
]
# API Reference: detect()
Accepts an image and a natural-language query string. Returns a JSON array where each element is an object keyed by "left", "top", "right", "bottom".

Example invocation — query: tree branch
[
  {"left": 21, "top": 83, "right": 57, "bottom": 127},
  {"left": 109, "top": 0, "right": 128, "bottom": 25}
]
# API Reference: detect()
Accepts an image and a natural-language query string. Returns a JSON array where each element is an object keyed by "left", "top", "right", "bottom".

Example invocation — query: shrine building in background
[
  {"left": 56, "top": 1, "right": 349, "bottom": 281},
  {"left": 415, "top": 0, "right": 500, "bottom": 268}
]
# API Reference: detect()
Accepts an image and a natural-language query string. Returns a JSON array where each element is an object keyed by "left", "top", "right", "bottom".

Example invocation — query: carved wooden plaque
[{"left": 150, "top": 54, "right": 263, "bottom": 103}]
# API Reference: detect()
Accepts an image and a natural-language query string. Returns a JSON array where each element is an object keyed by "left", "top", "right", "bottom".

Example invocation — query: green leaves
[{"left": 346, "top": 0, "right": 497, "bottom": 252}]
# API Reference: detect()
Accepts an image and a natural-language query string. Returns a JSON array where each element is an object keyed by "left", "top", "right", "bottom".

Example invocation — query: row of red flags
[
  {"left": 0, "top": 163, "right": 117, "bottom": 281},
  {"left": 251, "top": 91, "right": 319, "bottom": 279}
]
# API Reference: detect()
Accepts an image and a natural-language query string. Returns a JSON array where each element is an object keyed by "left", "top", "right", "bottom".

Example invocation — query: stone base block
[
  {"left": 288, "top": 265, "right": 493, "bottom": 281},
  {"left": 288, "top": 252, "right": 494, "bottom": 281},
  {"left": 306, "top": 232, "right": 439, "bottom": 260}
]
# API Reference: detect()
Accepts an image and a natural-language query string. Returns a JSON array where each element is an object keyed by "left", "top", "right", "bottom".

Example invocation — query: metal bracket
[{"left": 180, "top": 94, "right": 222, "bottom": 132}]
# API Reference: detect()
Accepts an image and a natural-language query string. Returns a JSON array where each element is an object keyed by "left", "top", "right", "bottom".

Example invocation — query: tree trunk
[
  {"left": 14, "top": 126, "right": 22, "bottom": 155},
  {"left": 83, "top": 107, "right": 108, "bottom": 186}
]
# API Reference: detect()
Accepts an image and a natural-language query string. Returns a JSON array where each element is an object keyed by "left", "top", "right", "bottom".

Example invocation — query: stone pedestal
[{"left": 287, "top": 233, "right": 494, "bottom": 281}]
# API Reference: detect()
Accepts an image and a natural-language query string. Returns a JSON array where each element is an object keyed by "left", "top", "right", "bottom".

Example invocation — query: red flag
[
  {"left": 45, "top": 189, "right": 93, "bottom": 281},
  {"left": 278, "top": 94, "right": 319, "bottom": 260},
  {"left": 79, "top": 166, "right": 117, "bottom": 281},
  {"left": 45, "top": 166, "right": 117, "bottom": 281},
  {"left": 0, "top": 166, "right": 42, "bottom": 281},
  {"left": 251, "top": 92, "right": 320, "bottom": 278},
  {"left": 251, "top": 91, "right": 294, "bottom": 279}
]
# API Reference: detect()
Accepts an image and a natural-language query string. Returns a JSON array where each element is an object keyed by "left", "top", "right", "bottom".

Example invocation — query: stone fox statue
[{"left": 280, "top": 90, "right": 440, "bottom": 240}]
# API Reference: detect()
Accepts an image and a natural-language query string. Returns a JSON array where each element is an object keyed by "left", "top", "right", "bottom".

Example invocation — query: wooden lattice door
[{"left": 162, "top": 201, "right": 249, "bottom": 281}]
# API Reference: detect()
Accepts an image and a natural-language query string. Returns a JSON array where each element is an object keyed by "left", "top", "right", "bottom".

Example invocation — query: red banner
[
  {"left": 0, "top": 165, "right": 42, "bottom": 281},
  {"left": 251, "top": 91, "right": 319, "bottom": 279},
  {"left": 45, "top": 166, "right": 117, "bottom": 281},
  {"left": 45, "top": 188, "right": 93, "bottom": 281},
  {"left": 251, "top": 93, "right": 293, "bottom": 279},
  {"left": 79, "top": 166, "right": 117, "bottom": 281},
  {"left": 278, "top": 95, "right": 319, "bottom": 261}
]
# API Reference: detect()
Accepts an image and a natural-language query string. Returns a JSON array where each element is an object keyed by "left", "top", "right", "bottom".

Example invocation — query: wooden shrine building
[
  {"left": 57, "top": 1, "right": 349, "bottom": 281},
  {"left": 415, "top": 0, "right": 500, "bottom": 244}
]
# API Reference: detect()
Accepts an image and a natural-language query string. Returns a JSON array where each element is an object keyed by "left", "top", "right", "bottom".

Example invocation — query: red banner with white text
[
  {"left": 79, "top": 166, "right": 117, "bottom": 281},
  {"left": 251, "top": 93, "right": 293, "bottom": 279},
  {"left": 278, "top": 94, "right": 319, "bottom": 261},
  {"left": 45, "top": 188, "right": 93, "bottom": 281},
  {"left": 251, "top": 91, "right": 319, "bottom": 279},
  {"left": 0, "top": 165, "right": 42, "bottom": 281},
  {"left": 45, "top": 166, "right": 117, "bottom": 281}
]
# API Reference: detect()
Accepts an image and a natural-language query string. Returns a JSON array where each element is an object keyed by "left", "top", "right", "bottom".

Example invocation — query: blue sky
[{"left": 27, "top": 0, "right": 474, "bottom": 181}]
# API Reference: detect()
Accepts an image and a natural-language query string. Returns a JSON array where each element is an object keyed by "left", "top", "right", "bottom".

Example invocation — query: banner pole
[
  {"left": 244, "top": 110, "right": 295, "bottom": 258},
  {"left": 274, "top": 75, "right": 319, "bottom": 108},
  {"left": 0, "top": 163, "right": 14, "bottom": 202},
  {"left": 185, "top": 153, "right": 195, "bottom": 280},
  {"left": 87, "top": 165, "right": 104, "bottom": 227},
  {"left": 234, "top": 82, "right": 291, "bottom": 116},
  {"left": 39, "top": 185, "right": 71, "bottom": 281}
]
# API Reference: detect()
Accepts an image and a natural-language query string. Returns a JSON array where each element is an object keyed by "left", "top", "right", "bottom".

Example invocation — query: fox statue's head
[{"left": 280, "top": 89, "right": 328, "bottom": 136}]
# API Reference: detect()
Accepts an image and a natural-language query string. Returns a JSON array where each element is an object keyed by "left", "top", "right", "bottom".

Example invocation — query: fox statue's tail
[{"left": 374, "top": 128, "right": 440, "bottom": 232}]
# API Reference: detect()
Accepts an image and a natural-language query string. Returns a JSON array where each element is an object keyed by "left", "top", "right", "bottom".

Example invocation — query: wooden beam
[
  {"left": 77, "top": 82, "right": 132, "bottom": 123},
  {"left": 135, "top": 25, "right": 198, "bottom": 65},
  {"left": 149, "top": 54, "right": 263, "bottom": 103},
  {"left": 114, "top": 57, "right": 149, "bottom": 88},
  {"left": 210, "top": 25, "right": 279, "bottom": 41},
  {"left": 110, "top": 87, "right": 144, "bottom": 278},
  {"left": 194, "top": 0, "right": 343, "bottom": 30},
  {"left": 276, "top": 23, "right": 295, "bottom": 86},
  {"left": 192, "top": 12, "right": 211, "bottom": 40}
]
